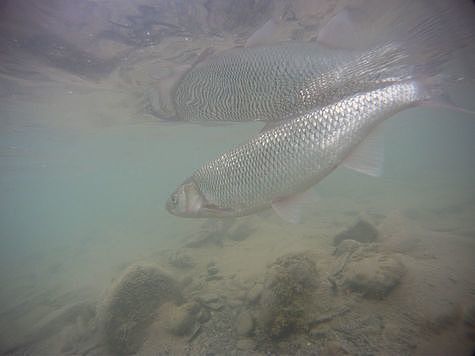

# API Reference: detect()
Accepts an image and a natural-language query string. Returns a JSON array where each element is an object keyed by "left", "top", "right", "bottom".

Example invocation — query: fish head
[
  {"left": 166, "top": 178, "right": 235, "bottom": 218},
  {"left": 166, "top": 178, "right": 205, "bottom": 217}
]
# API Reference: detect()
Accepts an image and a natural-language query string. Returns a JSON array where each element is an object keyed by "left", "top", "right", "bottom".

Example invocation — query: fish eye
[{"left": 171, "top": 194, "right": 178, "bottom": 205}]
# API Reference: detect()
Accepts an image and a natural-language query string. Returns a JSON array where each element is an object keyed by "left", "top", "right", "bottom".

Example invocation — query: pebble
[
  {"left": 236, "top": 338, "right": 256, "bottom": 351},
  {"left": 235, "top": 310, "right": 254, "bottom": 336},
  {"left": 247, "top": 283, "right": 263, "bottom": 304},
  {"left": 196, "top": 293, "right": 224, "bottom": 310},
  {"left": 165, "top": 302, "right": 200, "bottom": 336},
  {"left": 199, "top": 294, "right": 220, "bottom": 303},
  {"left": 208, "top": 265, "right": 219, "bottom": 276},
  {"left": 309, "top": 325, "right": 329, "bottom": 339}
]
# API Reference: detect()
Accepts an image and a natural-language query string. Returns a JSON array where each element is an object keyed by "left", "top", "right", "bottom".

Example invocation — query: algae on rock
[
  {"left": 97, "top": 263, "right": 182, "bottom": 355},
  {"left": 258, "top": 252, "right": 319, "bottom": 338}
]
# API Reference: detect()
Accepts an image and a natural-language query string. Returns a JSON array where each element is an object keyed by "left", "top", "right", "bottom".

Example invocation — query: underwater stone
[
  {"left": 197, "top": 293, "right": 224, "bottom": 310},
  {"left": 97, "top": 263, "right": 181, "bottom": 355},
  {"left": 334, "top": 219, "right": 378, "bottom": 245},
  {"left": 342, "top": 254, "right": 404, "bottom": 299},
  {"left": 320, "top": 341, "right": 350, "bottom": 355},
  {"left": 235, "top": 310, "right": 254, "bottom": 336},
  {"left": 236, "top": 337, "right": 256, "bottom": 351},
  {"left": 308, "top": 325, "right": 330, "bottom": 339},
  {"left": 168, "top": 251, "right": 195, "bottom": 269},
  {"left": 334, "top": 239, "right": 361, "bottom": 257},
  {"left": 205, "top": 300, "right": 224, "bottom": 311},
  {"left": 247, "top": 283, "right": 263, "bottom": 304},
  {"left": 198, "top": 293, "right": 219, "bottom": 304},
  {"left": 258, "top": 252, "right": 319, "bottom": 339},
  {"left": 163, "top": 302, "right": 201, "bottom": 336},
  {"left": 197, "top": 308, "right": 211, "bottom": 323},
  {"left": 207, "top": 264, "right": 219, "bottom": 276}
]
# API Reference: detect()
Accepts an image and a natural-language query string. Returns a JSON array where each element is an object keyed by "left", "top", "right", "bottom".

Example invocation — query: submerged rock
[
  {"left": 168, "top": 251, "right": 195, "bottom": 269},
  {"left": 235, "top": 310, "right": 254, "bottom": 336},
  {"left": 236, "top": 337, "right": 256, "bottom": 351},
  {"left": 97, "top": 263, "right": 181, "bottom": 355},
  {"left": 342, "top": 254, "right": 404, "bottom": 299},
  {"left": 197, "top": 293, "right": 224, "bottom": 311},
  {"left": 207, "top": 262, "right": 219, "bottom": 276},
  {"left": 247, "top": 283, "right": 263, "bottom": 304},
  {"left": 258, "top": 252, "right": 319, "bottom": 338},
  {"left": 162, "top": 301, "right": 201, "bottom": 336},
  {"left": 334, "top": 239, "right": 361, "bottom": 257},
  {"left": 308, "top": 325, "right": 330, "bottom": 339},
  {"left": 334, "top": 219, "right": 378, "bottom": 245}
]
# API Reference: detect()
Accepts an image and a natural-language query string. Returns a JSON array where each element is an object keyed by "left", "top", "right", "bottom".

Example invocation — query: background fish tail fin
[
  {"left": 418, "top": 74, "right": 475, "bottom": 116},
  {"left": 318, "top": 0, "right": 475, "bottom": 84}
]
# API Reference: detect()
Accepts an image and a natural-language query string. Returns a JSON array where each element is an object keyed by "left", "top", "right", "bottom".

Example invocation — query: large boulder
[
  {"left": 161, "top": 301, "right": 202, "bottom": 336},
  {"left": 341, "top": 253, "right": 405, "bottom": 299},
  {"left": 97, "top": 263, "right": 182, "bottom": 355},
  {"left": 258, "top": 252, "right": 319, "bottom": 338}
]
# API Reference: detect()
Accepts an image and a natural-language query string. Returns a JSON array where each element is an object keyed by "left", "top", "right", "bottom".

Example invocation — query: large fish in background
[
  {"left": 172, "top": 42, "right": 410, "bottom": 123},
  {"left": 169, "top": 0, "right": 474, "bottom": 124}
]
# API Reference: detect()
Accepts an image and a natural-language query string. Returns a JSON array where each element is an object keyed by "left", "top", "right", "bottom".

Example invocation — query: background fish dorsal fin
[
  {"left": 245, "top": 3, "right": 294, "bottom": 47},
  {"left": 317, "top": 0, "right": 475, "bottom": 58},
  {"left": 317, "top": 6, "right": 374, "bottom": 50},
  {"left": 245, "top": 18, "right": 280, "bottom": 47},
  {"left": 343, "top": 125, "right": 385, "bottom": 177}
]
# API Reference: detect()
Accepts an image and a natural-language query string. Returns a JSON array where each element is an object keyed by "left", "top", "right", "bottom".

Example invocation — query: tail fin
[
  {"left": 417, "top": 75, "right": 475, "bottom": 115},
  {"left": 318, "top": 0, "right": 475, "bottom": 84}
]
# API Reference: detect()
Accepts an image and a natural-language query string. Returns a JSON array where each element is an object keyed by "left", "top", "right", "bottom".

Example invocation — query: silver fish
[
  {"left": 172, "top": 42, "right": 410, "bottom": 123},
  {"left": 166, "top": 80, "right": 435, "bottom": 222},
  {"left": 170, "top": 0, "right": 473, "bottom": 124}
]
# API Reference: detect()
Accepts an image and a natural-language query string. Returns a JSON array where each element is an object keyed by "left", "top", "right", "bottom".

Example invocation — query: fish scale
[
  {"left": 172, "top": 42, "right": 411, "bottom": 123},
  {"left": 167, "top": 80, "right": 427, "bottom": 219}
]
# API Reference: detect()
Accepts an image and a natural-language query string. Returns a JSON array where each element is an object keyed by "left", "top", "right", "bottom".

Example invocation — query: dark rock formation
[
  {"left": 97, "top": 263, "right": 181, "bottom": 355},
  {"left": 334, "top": 219, "right": 378, "bottom": 245},
  {"left": 258, "top": 252, "right": 319, "bottom": 338}
]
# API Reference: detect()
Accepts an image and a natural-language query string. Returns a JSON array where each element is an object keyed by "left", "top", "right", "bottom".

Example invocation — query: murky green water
[{"left": 1, "top": 0, "right": 474, "bottom": 355}]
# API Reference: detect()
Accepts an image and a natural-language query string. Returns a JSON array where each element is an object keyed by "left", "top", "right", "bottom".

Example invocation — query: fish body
[
  {"left": 167, "top": 80, "right": 430, "bottom": 220},
  {"left": 172, "top": 42, "right": 410, "bottom": 123},
  {"left": 169, "top": 0, "right": 474, "bottom": 124}
]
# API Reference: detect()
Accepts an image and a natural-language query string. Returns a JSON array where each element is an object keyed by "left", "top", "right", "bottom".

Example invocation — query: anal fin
[
  {"left": 259, "top": 120, "right": 283, "bottom": 133},
  {"left": 271, "top": 188, "right": 317, "bottom": 223},
  {"left": 343, "top": 125, "right": 385, "bottom": 177}
]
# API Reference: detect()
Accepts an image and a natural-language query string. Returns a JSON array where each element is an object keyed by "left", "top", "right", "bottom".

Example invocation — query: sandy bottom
[{"left": 1, "top": 174, "right": 474, "bottom": 355}]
